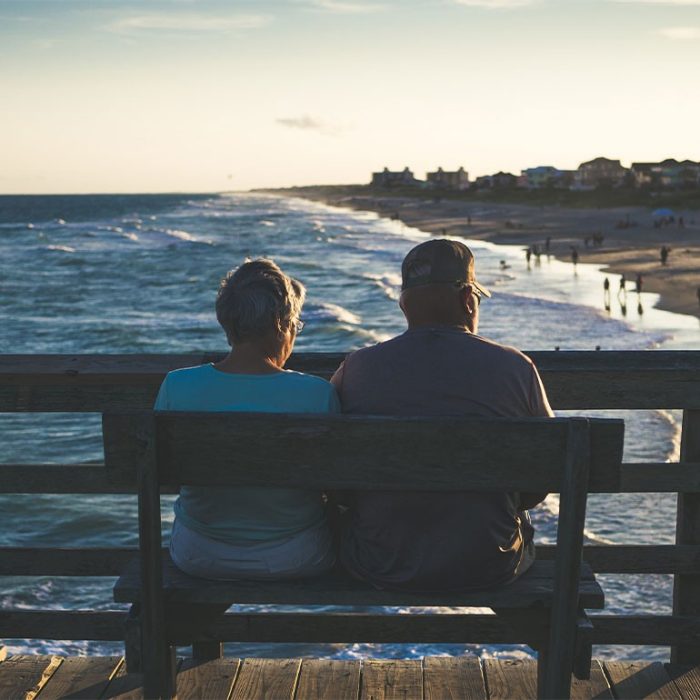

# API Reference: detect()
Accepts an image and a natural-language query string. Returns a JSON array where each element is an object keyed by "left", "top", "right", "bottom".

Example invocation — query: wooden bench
[{"left": 105, "top": 411, "right": 624, "bottom": 699}]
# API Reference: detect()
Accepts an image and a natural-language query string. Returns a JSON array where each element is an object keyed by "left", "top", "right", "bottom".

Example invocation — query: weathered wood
[
  {"left": 229, "top": 658, "right": 301, "bottom": 700},
  {"left": 137, "top": 414, "right": 175, "bottom": 699},
  {"left": 544, "top": 419, "right": 591, "bottom": 698},
  {"left": 176, "top": 658, "right": 240, "bottom": 700},
  {"left": 423, "top": 656, "right": 486, "bottom": 700},
  {"left": 570, "top": 660, "right": 613, "bottom": 699},
  {"left": 621, "top": 463, "right": 700, "bottom": 493},
  {"left": 0, "top": 655, "right": 63, "bottom": 700},
  {"left": 115, "top": 556, "right": 604, "bottom": 609},
  {"left": 4, "top": 543, "right": 700, "bottom": 578},
  {"left": 103, "top": 413, "right": 623, "bottom": 492},
  {"left": 34, "top": 656, "right": 122, "bottom": 700},
  {"left": 666, "top": 663, "right": 700, "bottom": 699},
  {"left": 4, "top": 350, "right": 700, "bottom": 410},
  {"left": 0, "top": 611, "right": 127, "bottom": 641},
  {"left": 673, "top": 409, "right": 700, "bottom": 665},
  {"left": 191, "top": 642, "right": 223, "bottom": 663},
  {"left": 0, "top": 465, "right": 139, "bottom": 494},
  {"left": 603, "top": 661, "right": 681, "bottom": 699},
  {"left": 294, "top": 659, "right": 360, "bottom": 700},
  {"left": 359, "top": 659, "right": 422, "bottom": 700},
  {"left": 484, "top": 659, "right": 538, "bottom": 700},
  {"left": 100, "top": 658, "right": 184, "bottom": 700}
]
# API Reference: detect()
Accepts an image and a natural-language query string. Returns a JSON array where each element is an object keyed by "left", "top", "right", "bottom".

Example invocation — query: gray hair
[{"left": 216, "top": 259, "right": 306, "bottom": 344}]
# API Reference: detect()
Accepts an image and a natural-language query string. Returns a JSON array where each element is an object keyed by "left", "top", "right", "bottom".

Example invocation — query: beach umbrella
[{"left": 652, "top": 208, "right": 674, "bottom": 217}]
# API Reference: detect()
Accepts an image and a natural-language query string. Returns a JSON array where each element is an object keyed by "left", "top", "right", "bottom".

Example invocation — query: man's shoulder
[{"left": 467, "top": 334, "right": 534, "bottom": 366}]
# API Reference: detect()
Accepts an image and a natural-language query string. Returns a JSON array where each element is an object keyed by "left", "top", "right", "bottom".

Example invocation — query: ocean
[{"left": 1, "top": 192, "right": 699, "bottom": 661}]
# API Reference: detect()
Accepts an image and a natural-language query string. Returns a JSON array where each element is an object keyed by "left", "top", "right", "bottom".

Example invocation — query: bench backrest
[{"left": 103, "top": 412, "right": 624, "bottom": 492}]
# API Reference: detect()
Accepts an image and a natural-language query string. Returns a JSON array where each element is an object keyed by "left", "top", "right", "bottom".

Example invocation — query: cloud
[
  {"left": 275, "top": 115, "right": 343, "bottom": 136},
  {"left": 302, "top": 0, "right": 386, "bottom": 12},
  {"left": 110, "top": 12, "right": 271, "bottom": 34},
  {"left": 452, "top": 0, "right": 538, "bottom": 7},
  {"left": 612, "top": 0, "right": 700, "bottom": 4},
  {"left": 659, "top": 26, "right": 700, "bottom": 38}
]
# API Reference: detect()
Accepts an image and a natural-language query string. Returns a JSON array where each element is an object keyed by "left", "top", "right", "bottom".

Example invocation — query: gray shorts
[{"left": 169, "top": 517, "right": 336, "bottom": 580}]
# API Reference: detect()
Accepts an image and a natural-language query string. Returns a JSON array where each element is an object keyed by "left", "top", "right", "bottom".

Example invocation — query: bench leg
[
  {"left": 192, "top": 641, "right": 224, "bottom": 661},
  {"left": 537, "top": 643, "right": 549, "bottom": 699},
  {"left": 143, "top": 639, "right": 177, "bottom": 700},
  {"left": 125, "top": 604, "right": 143, "bottom": 673}
]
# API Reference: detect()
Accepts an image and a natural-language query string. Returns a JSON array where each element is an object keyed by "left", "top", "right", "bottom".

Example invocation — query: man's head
[{"left": 399, "top": 239, "right": 490, "bottom": 333}]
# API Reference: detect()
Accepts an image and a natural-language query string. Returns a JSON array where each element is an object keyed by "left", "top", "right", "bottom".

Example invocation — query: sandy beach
[{"left": 274, "top": 188, "right": 700, "bottom": 320}]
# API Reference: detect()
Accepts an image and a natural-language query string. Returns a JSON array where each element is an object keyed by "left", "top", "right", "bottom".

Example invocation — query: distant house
[
  {"left": 473, "top": 171, "right": 517, "bottom": 190},
  {"left": 630, "top": 162, "right": 657, "bottom": 188},
  {"left": 370, "top": 167, "right": 421, "bottom": 188},
  {"left": 426, "top": 167, "right": 470, "bottom": 190},
  {"left": 520, "top": 166, "right": 572, "bottom": 189},
  {"left": 576, "top": 157, "right": 628, "bottom": 188},
  {"left": 657, "top": 159, "right": 700, "bottom": 189}
]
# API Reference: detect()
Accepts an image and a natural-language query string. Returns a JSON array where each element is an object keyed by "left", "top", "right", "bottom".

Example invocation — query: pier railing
[{"left": 1, "top": 351, "right": 700, "bottom": 661}]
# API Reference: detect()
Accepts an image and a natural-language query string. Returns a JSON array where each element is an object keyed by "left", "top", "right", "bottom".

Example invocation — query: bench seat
[{"left": 114, "top": 554, "right": 604, "bottom": 609}]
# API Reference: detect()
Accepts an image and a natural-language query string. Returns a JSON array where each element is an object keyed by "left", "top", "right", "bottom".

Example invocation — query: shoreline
[{"left": 267, "top": 187, "right": 700, "bottom": 322}]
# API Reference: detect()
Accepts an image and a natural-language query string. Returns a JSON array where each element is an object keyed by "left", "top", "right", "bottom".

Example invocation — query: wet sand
[{"left": 276, "top": 189, "right": 700, "bottom": 320}]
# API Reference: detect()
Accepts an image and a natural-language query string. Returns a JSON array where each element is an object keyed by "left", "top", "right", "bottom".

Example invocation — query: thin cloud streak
[
  {"left": 303, "top": 0, "right": 386, "bottom": 12},
  {"left": 275, "top": 115, "right": 344, "bottom": 136},
  {"left": 109, "top": 12, "right": 272, "bottom": 34},
  {"left": 453, "top": 0, "right": 538, "bottom": 8},
  {"left": 612, "top": 0, "right": 700, "bottom": 5},
  {"left": 659, "top": 26, "right": 700, "bottom": 38}
]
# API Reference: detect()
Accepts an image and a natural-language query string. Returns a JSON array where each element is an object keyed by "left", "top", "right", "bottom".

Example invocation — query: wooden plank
[
  {"left": 4, "top": 350, "right": 700, "bottom": 410},
  {"left": 229, "top": 658, "right": 301, "bottom": 700},
  {"left": 570, "top": 660, "right": 613, "bottom": 699},
  {"left": 483, "top": 659, "right": 538, "bottom": 700},
  {"left": 100, "top": 658, "right": 181, "bottom": 700},
  {"left": 0, "top": 466, "right": 138, "bottom": 494},
  {"left": 115, "top": 556, "right": 604, "bottom": 609},
  {"left": 0, "top": 611, "right": 127, "bottom": 641},
  {"left": 359, "top": 659, "right": 422, "bottom": 700},
  {"left": 423, "top": 656, "right": 486, "bottom": 700},
  {"left": 604, "top": 661, "right": 681, "bottom": 699},
  {"left": 621, "top": 463, "right": 700, "bottom": 493},
  {"left": 176, "top": 658, "right": 240, "bottom": 700},
  {"left": 35, "top": 656, "right": 122, "bottom": 700},
  {"left": 4, "top": 543, "right": 700, "bottom": 578},
  {"left": 666, "top": 664, "right": 700, "bottom": 699},
  {"left": 103, "top": 413, "right": 623, "bottom": 492},
  {"left": 673, "top": 409, "right": 700, "bottom": 664},
  {"left": 0, "top": 655, "right": 63, "bottom": 700},
  {"left": 294, "top": 659, "right": 360, "bottom": 700}
]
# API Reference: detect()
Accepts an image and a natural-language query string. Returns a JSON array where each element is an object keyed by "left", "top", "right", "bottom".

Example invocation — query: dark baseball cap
[{"left": 401, "top": 239, "right": 491, "bottom": 297}]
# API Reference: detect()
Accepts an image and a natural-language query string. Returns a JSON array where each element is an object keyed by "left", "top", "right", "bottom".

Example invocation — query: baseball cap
[{"left": 401, "top": 239, "right": 491, "bottom": 297}]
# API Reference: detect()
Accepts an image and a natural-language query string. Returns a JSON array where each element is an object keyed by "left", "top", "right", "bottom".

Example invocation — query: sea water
[{"left": 1, "top": 192, "right": 699, "bottom": 661}]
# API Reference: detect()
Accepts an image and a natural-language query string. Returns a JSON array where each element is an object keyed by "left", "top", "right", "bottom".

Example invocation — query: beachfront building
[
  {"left": 576, "top": 157, "right": 629, "bottom": 188},
  {"left": 631, "top": 162, "right": 657, "bottom": 188},
  {"left": 519, "top": 166, "right": 573, "bottom": 189},
  {"left": 426, "top": 167, "right": 470, "bottom": 190},
  {"left": 370, "top": 167, "right": 421, "bottom": 188},
  {"left": 476, "top": 171, "right": 518, "bottom": 189},
  {"left": 631, "top": 159, "right": 700, "bottom": 190}
]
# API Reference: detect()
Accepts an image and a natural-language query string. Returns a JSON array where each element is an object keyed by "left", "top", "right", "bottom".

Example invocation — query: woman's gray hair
[{"left": 216, "top": 259, "right": 306, "bottom": 344}]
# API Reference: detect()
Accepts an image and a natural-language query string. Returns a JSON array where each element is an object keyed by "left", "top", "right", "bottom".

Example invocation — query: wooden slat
[
  {"left": 603, "top": 661, "right": 681, "bottom": 699},
  {"left": 4, "top": 350, "right": 700, "bottom": 410},
  {"left": 176, "top": 658, "right": 240, "bottom": 700},
  {"left": 115, "top": 556, "right": 604, "bottom": 609},
  {"left": 103, "top": 413, "right": 623, "bottom": 492},
  {"left": 0, "top": 611, "right": 127, "bottom": 641},
  {"left": 4, "top": 543, "right": 700, "bottom": 578},
  {"left": 294, "top": 659, "right": 360, "bottom": 700},
  {"left": 0, "top": 466, "right": 137, "bottom": 494},
  {"left": 229, "top": 658, "right": 301, "bottom": 700},
  {"left": 622, "top": 463, "right": 700, "bottom": 493},
  {"left": 0, "top": 655, "right": 63, "bottom": 700},
  {"left": 666, "top": 664, "right": 700, "bottom": 699},
  {"left": 423, "top": 656, "right": 486, "bottom": 700},
  {"left": 34, "top": 656, "right": 122, "bottom": 700},
  {"left": 359, "top": 659, "right": 422, "bottom": 700},
  {"left": 483, "top": 659, "right": 537, "bottom": 700}
]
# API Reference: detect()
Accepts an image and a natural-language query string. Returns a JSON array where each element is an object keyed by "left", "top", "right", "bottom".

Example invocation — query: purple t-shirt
[{"left": 331, "top": 326, "right": 553, "bottom": 592}]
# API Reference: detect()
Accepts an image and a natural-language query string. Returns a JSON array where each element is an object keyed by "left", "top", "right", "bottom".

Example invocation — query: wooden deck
[{"left": 1, "top": 653, "right": 700, "bottom": 699}]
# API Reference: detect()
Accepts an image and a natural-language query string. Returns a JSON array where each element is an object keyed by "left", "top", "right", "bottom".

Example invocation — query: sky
[{"left": 1, "top": 0, "right": 699, "bottom": 194}]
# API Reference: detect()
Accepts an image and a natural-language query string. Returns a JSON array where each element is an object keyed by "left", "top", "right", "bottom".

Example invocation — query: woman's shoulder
[
  {"left": 163, "top": 363, "right": 214, "bottom": 386},
  {"left": 280, "top": 370, "right": 335, "bottom": 392}
]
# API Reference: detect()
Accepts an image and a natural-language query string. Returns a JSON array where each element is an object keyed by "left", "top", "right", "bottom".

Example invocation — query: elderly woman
[{"left": 154, "top": 259, "right": 339, "bottom": 579}]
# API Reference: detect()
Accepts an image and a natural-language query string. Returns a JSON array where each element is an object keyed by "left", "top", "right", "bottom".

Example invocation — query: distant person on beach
[
  {"left": 525, "top": 247, "right": 532, "bottom": 266},
  {"left": 156, "top": 259, "right": 338, "bottom": 580},
  {"left": 697, "top": 286, "right": 700, "bottom": 308},
  {"left": 635, "top": 274, "right": 643, "bottom": 294},
  {"left": 330, "top": 239, "right": 553, "bottom": 592},
  {"left": 571, "top": 247, "right": 579, "bottom": 266},
  {"left": 660, "top": 246, "right": 670, "bottom": 265},
  {"left": 603, "top": 277, "right": 611, "bottom": 311}
]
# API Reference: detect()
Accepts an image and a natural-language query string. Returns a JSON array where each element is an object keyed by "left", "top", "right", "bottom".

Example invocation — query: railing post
[{"left": 672, "top": 409, "right": 700, "bottom": 664}]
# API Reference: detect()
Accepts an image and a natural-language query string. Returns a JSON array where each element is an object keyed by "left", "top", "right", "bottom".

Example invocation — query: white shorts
[{"left": 169, "top": 517, "right": 336, "bottom": 580}]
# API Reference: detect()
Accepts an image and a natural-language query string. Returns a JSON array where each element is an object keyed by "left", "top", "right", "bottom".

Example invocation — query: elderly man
[{"left": 331, "top": 239, "right": 553, "bottom": 592}]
